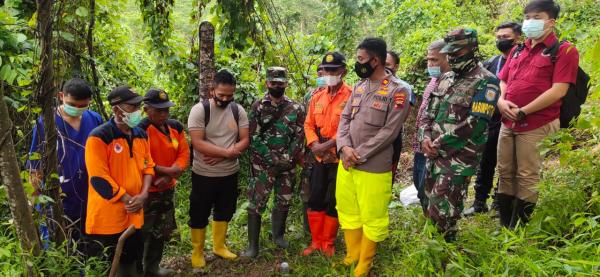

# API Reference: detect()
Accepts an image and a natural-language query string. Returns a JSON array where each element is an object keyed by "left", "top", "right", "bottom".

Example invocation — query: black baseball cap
[
  {"left": 108, "top": 86, "right": 143, "bottom": 106},
  {"left": 320, "top": 52, "right": 346, "bottom": 69},
  {"left": 143, "top": 88, "right": 174, "bottom": 109}
]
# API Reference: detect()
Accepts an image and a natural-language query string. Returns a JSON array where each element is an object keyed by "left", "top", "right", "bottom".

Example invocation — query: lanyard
[{"left": 495, "top": 56, "right": 505, "bottom": 77}]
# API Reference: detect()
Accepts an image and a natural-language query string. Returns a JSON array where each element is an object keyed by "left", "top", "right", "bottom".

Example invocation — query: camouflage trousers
[
  {"left": 247, "top": 166, "right": 296, "bottom": 215},
  {"left": 142, "top": 189, "right": 177, "bottom": 240},
  {"left": 424, "top": 162, "right": 471, "bottom": 234},
  {"left": 299, "top": 150, "right": 316, "bottom": 203}
]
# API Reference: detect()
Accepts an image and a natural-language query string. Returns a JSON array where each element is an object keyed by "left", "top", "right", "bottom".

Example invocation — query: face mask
[
  {"left": 268, "top": 87, "right": 285, "bottom": 98},
  {"left": 323, "top": 75, "right": 341, "bottom": 86},
  {"left": 354, "top": 59, "right": 375, "bottom": 78},
  {"left": 448, "top": 51, "right": 477, "bottom": 75},
  {"left": 496, "top": 39, "right": 515, "bottom": 53},
  {"left": 427, "top": 66, "right": 441, "bottom": 78},
  {"left": 522, "top": 19, "right": 546, "bottom": 39},
  {"left": 316, "top": 76, "right": 326, "bottom": 88},
  {"left": 214, "top": 97, "right": 233, "bottom": 108},
  {"left": 385, "top": 66, "right": 396, "bottom": 75},
  {"left": 63, "top": 103, "right": 87, "bottom": 117},
  {"left": 117, "top": 106, "right": 142, "bottom": 128}
]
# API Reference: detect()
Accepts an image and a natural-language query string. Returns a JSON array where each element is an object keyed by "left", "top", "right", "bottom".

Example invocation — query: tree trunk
[
  {"left": 198, "top": 21, "right": 215, "bottom": 100},
  {"left": 86, "top": 0, "right": 108, "bottom": 120},
  {"left": 37, "top": 0, "right": 66, "bottom": 244},
  {"left": 0, "top": 81, "right": 41, "bottom": 258}
]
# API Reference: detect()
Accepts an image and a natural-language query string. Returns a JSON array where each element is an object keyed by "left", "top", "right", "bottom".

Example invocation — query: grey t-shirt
[{"left": 187, "top": 100, "right": 249, "bottom": 177}]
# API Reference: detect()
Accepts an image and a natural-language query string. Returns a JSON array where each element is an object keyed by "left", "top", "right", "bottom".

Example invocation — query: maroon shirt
[{"left": 498, "top": 32, "right": 579, "bottom": 132}]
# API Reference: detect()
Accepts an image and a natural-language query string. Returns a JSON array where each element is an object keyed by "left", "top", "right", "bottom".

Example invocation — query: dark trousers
[
  {"left": 308, "top": 162, "right": 338, "bottom": 217},
  {"left": 189, "top": 172, "right": 239, "bottom": 229},
  {"left": 86, "top": 230, "right": 144, "bottom": 266},
  {"left": 474, "top": 124, "right": 501, "bottom": 202},
  {"left": 413, "top": 152, "right": 427, "bottom": 212}
]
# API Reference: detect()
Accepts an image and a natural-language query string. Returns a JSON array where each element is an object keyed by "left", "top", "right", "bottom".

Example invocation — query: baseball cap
[
  {"left": 143, "top": 88, "right": 174, "bottom": 109},
  {"left": 266, "top": 67, "right": 288, "bottom": 82},
  {"left": 440, "top": 28, "right": 479, "bottom": 54},
  {"left": 320, "top": 52, "right": 346, "bottom": 69},
  {"left": 107, "top": 86, "right": 143, "bottom": 106}
]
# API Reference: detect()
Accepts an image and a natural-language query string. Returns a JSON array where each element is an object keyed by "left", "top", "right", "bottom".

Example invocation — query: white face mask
[{"left": 323, "top": 75, "right": 342, "bottom": 86}]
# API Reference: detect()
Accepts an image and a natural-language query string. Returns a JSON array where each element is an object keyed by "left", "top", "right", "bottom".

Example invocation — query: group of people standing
[{"left": 26, "top": 0, "right": 579, "bottom": 276}]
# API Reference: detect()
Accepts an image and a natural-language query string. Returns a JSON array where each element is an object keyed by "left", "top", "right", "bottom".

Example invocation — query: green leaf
[
  {"left": 576, "top": 117, "right": 591, "bottom": 129},
  {"left": 75, "top": 7, "right": 89, "bottom": 17},
  {"left": 58, "top": 31, "right": 75, "bottom": 42}
]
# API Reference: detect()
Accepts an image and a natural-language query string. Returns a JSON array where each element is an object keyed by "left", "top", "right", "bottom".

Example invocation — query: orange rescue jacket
[
  {"left": 139, "top": 118, "right": 190, "bottom": 192},
  {"left": 85, "top": 119, "right": 155, "bottom": 235}
]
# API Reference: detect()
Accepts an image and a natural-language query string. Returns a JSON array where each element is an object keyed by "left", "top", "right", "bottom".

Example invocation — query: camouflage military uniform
[
  {"left": 418, "top": 66, "right": 499, "bottom": 234},
  {"left": 247, "top": 94, "right": 305, "bottom": 215},
  {"left": 142, "top": 189, "right": 177, "bottom": 240}
]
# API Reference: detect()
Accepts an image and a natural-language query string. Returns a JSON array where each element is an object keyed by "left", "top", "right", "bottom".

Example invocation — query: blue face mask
[
  {"left": 316, "top": 76, "right": 326, "bottom": 88},
  {"left": 522, "top": 19, "right": 546, "bottom": 39},
  {"left": 427, "top": 66, "right": 441, "bottom": 78},
  {"left": 63, "top": 103, "right": 87, "bottom": 117}
]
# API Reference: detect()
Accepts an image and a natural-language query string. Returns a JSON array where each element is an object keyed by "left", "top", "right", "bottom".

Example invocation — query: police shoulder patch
[{"left": 393, "top": 90, "right": 407, "bottom": 110}]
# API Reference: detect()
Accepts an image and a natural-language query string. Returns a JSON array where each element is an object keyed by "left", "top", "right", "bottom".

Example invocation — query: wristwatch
[{"left": 517, "top": 109, "right": 527, "bottom": 121}]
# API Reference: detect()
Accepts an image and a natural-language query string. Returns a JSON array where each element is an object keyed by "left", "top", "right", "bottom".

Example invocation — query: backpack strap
[
  {"left": 544, "top": 40, "right": 564, "bottom": 64},
  {"left": 202, "top": 99, "right": 211, "bottom": 127},
  {"left": 512, "top": 43, "right": 525, "bottom": 59},
  {"left": 231, "top": 102, "right": 240, "bottom": 126}
]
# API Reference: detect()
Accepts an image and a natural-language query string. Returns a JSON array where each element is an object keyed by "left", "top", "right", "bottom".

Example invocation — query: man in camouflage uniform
[
  {"left": 418, "top": 28, "right": 499, "bottom": 241},
  {"left": 242, "top": 67, "right": 305, "bottom": 258}
]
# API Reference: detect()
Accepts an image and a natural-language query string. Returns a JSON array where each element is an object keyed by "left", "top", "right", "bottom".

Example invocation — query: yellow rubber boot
[
  {"left": 342, "top": 228, "right": 362, "bottom": 266},
  {"left": 354, "top": 235, "right": 377, "bottom": 277},
  {"left": 212, "top": 221, "right": 237, "bottom": 260},
  {"left": 191, "top": 228, "right": 206, "bottom": 268}
]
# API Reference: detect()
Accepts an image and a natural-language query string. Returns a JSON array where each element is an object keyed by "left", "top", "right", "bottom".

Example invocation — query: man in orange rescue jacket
[
  {"left": 85, "top": 86, "right": 155, "bottom": 276},
  {"left": 138, "top": 88, "right": 189, "bottom": 276}
]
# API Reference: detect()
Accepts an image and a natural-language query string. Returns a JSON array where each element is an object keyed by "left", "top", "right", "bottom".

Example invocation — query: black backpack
[{"left": 513, "top": 41, "right": 590, "bottom": 128}]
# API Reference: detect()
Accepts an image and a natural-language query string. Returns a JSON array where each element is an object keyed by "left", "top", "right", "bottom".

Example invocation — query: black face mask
[
  {"left": 354, "top": 59, "right": 375, "bottom": 78},
  {"left": 214, "top": 97, "right": 233, "bottom": 108},
  {"left": 268, "top": 87, "right": 285, "bottom": 98},
  {"left": 496, "top": 39, "right": 515, "bottom": 53}
]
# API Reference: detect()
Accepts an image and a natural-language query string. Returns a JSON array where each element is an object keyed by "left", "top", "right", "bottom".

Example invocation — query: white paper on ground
[{"left": 400, "top": 185, "right": 420, "bottom": 207}]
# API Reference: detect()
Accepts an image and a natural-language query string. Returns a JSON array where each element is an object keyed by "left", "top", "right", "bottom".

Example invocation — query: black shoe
[
  {"left": 496, "top": 193, "right": 515, "bottom": 228},
  {"left": 463, "top": 199, "right": 489, "bottom": 216},
  {"left": 241, "top": 213, "right": 261, "bottom": 258},
  {"left": 271, "top": 209, "right": 289, "bottom": 249}
]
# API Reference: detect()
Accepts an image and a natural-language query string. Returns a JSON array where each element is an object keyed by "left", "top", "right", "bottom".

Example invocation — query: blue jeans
[{"left": 413, "top": 152, "right": 427, "bottom": 213}]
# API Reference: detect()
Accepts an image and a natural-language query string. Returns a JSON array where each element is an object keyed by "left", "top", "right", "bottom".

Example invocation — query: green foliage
[{"left": 1, "top": 0, "right": 600, "bottom": 275}]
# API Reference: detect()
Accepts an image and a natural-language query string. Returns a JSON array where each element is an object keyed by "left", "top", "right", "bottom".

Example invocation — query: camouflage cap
[
  {"left": 440, "top": 28, "right": 478, "bottom": 54},
  {"left": 266, "top": 66, "right": 288, "bottom": 82}
]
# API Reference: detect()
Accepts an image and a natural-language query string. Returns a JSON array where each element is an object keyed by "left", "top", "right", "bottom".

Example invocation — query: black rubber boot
[
  {"left": 117, "top": 262, "right": 141, "bottom": 277},
  {"left": 143, "top": 238, "right": 175, "bottom": 277},
  {"left": 463, "top": 198, "right": 489, "bottom": 216},
  {"left": 496, "top": 193, "right": 515, "bottom": 228},
  {"left": 241, "top": 213, "right": 261, "bottom": 258},
  {"left": 517, "top": 199, "right": 536, "bottom": 226},
  {"left": 271, "top": 209, "right": 289, "bottom": 249}
]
